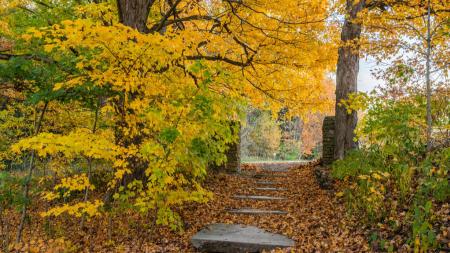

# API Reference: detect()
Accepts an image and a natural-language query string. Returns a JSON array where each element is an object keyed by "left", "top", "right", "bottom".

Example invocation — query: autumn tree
[
  {"left": 361, "top": 0, "right": 449, "bottom": 151},
  {"left": 334, "top": 0, "right": 449, "bottom": 159},
  {"left": 241, "top": 109, "right": 281, "bottom": 160},
  {"left": 0, "top": 0, "right": 337, "bottom": 240}
]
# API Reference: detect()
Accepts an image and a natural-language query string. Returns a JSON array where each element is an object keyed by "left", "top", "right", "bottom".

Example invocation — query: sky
[
  {"left": 358, "top": 57, "right": 382, "bottom": 93},
  {"left": 328, "top": 57, "right": 385, "bottom": 93}
]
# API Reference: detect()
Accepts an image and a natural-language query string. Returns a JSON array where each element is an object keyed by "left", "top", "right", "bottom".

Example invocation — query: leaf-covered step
[
  {"left": 260, "top": 168, "right": 290, "bottom": 172},
  {"left": 254, "top": 187, "right": 286, "bottom": 191},
  {"left": 191, "top": 223, "right": 295, "bottom": 253},
  {"left": 253, "top": 174, "right": 289, "bottom": 178},
  {"left": 227, "top": 208, "right": 288, "bottom": 215},
  {"left": 233, "top": 195, "right": 286, "bottom": 201},
  {"left": 256, "top": 181, "right": 279, "bottom": 185}
]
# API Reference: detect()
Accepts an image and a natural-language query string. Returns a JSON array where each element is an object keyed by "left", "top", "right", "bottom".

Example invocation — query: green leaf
[{"left": 159, "top": 127, "right": 179, "bottom": 144}]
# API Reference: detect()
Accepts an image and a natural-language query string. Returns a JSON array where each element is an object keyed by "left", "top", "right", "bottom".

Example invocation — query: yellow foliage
[
  {"left": 54, "top": 173, "right": 95, "bottom": 195},
  {"left": 41, "top": 200, "right": 103, "bottom": 218},
  {"left": 3, "top": 0, "right": 339, "bottom": 229},
  {"left": 12, "top": 128, "right": 118, "bottom": 160}
]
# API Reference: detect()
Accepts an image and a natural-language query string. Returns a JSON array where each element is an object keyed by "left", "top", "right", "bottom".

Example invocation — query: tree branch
[
  {"left": 186, "top": 54, "right": 252, "bottom": 67},
  {"left": 150, "top": 0, "right": 183, "bottom": 33}
]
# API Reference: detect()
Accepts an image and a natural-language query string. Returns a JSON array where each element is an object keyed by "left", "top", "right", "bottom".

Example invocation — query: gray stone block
[{"left": 191, "top": 223, "right": 295, "bottom": 252}]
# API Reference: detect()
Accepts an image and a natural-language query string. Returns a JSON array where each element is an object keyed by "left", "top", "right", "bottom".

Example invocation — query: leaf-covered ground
[
  {"left": 7, "top": 163, "right": 372, "bottom": 252},
  {"left": 112, "top": 162, "right": 370, "bottom": 252}
]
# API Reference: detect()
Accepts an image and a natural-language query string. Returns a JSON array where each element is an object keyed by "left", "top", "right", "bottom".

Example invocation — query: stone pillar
[
  {"left": 322, "top": 116, "right": 335, "bottom": 165},
  {"left": 223, "top": 121, "right": 240, "bottom": 173},
  {"left": 210, "top": 121, "right": 241, "bottom": 173},
  {"left": 224, "top": 137, "right": 240, "bottom": 173}
]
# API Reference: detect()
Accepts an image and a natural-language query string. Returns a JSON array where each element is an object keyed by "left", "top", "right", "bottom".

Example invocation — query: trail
[{"left": 183, "top": 162, "right": 370, "bottom": 252}]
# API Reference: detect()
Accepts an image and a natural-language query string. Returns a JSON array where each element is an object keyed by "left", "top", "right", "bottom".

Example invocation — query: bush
[{"left": 332, "top": 94, "right": 449, "bottom": 251}]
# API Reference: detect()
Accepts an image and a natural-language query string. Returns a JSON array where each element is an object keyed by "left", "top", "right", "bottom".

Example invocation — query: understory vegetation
[{"left": 333, "top": 92, "right": 449, "bottom": 252}]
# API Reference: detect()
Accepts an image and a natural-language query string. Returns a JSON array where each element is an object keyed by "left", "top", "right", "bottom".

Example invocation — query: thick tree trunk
[
  {"left": 334, "top": 0, "right": 365, "bottom": 160},
  {"left": 101, "top": 1, "right": 156, "bottom": 206},
  {"left": 117, "top": 0, "right": 153, "bottom": 33}
]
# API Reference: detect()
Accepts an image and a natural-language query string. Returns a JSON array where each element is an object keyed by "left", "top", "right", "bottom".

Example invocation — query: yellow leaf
[{"left": 336, "top": 191, "right": 344, "bottom": 197}]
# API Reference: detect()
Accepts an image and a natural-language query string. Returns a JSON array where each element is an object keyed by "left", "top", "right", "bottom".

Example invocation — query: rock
[
  {"left": 233, "top": 195, "right": 286, "bottom": 201},
  {"left": 191, "top": 223, "right": 295, "bottom": 253},
  {"left": 227, "top": 208, "right": 287, "bottom": 215},
  {"left": 314, "top": 166, "right": 333, "bottom": 190}
]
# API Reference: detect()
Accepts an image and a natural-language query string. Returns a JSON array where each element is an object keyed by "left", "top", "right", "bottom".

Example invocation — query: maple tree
[{"left": 0, "top": 0, "right": 336, "bottom": 244}]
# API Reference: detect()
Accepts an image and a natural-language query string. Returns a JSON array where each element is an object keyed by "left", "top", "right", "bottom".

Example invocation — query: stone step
[
  {"left": 254, "top": 174, "right": 288, "bottom": 178},
  {"left": 227, "top": 208, "right": 288, "bottom": 215},
  {"left": 191, "top": 223, "right": 295, "bottom": 253},
  {"left": 261, "top": 168, "right": 289, "bottom": 172},
  {"left": 254, "top": 187, "right": 286, "bottom": 191},
  {"left": 256, "top": 181, "right": 278, "bottom": 185},
  {"left": 233, "top": 195, "right": 286, "bottom": 201}
]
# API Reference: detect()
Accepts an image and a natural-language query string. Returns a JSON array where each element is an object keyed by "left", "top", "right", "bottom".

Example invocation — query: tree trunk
[
  {"left": 117, "top": 0, "right": 153, "bottom": 33},
  {"left": 101, "top": 0, "right": 156, "bottom": 207},
  {"left": 16, "top": 102, "right": 49, "bottom": 243},
  {"left": 334, "top": 0, "right": 365, "bottom": 160},
  {"left": 425, "top": 0, "right": 433, "bottom": 152}
]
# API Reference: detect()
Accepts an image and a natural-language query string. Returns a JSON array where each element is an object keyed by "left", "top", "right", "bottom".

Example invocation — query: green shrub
[
  {"left": 332, "top": 94, "right": 448, "bottom": 251},
  {"left": 411, "top": 201, "right": 437, "bottom": 253}
]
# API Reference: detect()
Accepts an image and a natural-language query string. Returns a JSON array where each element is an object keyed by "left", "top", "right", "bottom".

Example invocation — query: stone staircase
[{"left": 191, "top": 164, "right": 299, "bottom": 253}]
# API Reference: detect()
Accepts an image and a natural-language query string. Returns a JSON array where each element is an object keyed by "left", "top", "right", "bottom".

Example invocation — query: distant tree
[{"left": 241, "top": 109, "right": 281, "bottom": 159}]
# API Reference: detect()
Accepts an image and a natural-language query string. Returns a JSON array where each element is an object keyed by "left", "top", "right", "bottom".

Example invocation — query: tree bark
[
  {"left": 101, "top": 0, "right": 156, "bottom": 207},
  {"left": 334, "top": 0, "right": 365, "bottom": 160},
  {"left": 117, "top": 0, "right": 154, "bottom": 33}
]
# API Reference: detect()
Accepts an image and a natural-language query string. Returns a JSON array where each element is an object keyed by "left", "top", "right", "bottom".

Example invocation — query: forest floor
[{"left": 6, "top": 162, "right": 372, "bottom": 252}]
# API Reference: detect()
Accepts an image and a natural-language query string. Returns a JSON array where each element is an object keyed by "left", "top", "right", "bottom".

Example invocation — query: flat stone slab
[
  {"left": 227, "top": 208, "right": 288, "bottom": 215},
  {"left": 256, "top": 181, "right": 278, "bottom": 185},
  {"left": 233, "top": 195, "right": 286, "bottom": 201},
  {"left": 254, "top": 187, "right": 286, "bottom": 191},
  {"left": 191, "top": 223, "right": 295, "bottom": 253}
]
